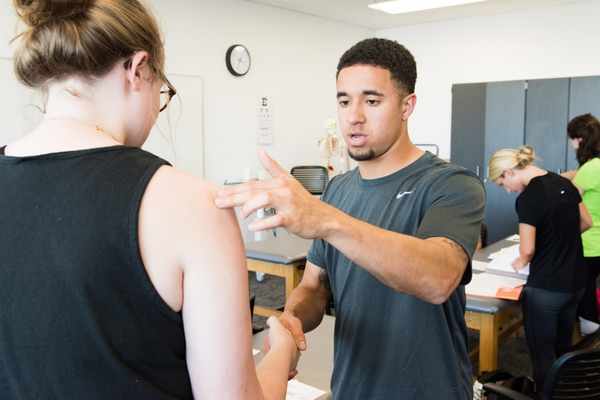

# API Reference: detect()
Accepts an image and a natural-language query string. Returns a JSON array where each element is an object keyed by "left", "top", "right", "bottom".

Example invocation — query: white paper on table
[
  {"left": 487, "top": 244, "right": 529, "bottom": 276},
  {"left": 506, "top": 234, "right": 520, "bottom": 242},
  {"left": 466, "top": 272, "right": 526, "bottom": 298},
  {"left": 286, "top": 379, "right": 326, "bottom": 400},
  {"left": 252, "top": 348, "right": 260, "bottom": 356},
  {"left": 472, "top": 260, "right": 488, "bottom": 272},
  {"left": 489, "top": 243, "right": 523, "bottom": 259}
]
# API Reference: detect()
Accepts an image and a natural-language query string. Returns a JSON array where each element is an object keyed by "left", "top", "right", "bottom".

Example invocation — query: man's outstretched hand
[{"left": 215, "top": 149, "right": 333, "bottom": 239}]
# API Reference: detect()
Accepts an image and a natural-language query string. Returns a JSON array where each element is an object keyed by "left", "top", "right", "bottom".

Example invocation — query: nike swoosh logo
[{"left": 396, "top": 191, "right": 413, "bottom": 199}]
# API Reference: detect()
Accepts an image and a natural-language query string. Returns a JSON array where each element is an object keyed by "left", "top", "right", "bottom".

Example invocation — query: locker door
[
  {"left": 525, "top": 78, "right": 570, "bottom": 174},
  {"left": 567, "top": 76, "right": 600, "bottom": 170},
  {"left": 484, "top": 81, "right": 526, "bottom": 243},
  {"left": 450, "top": 83, "right": 486, "bottom": 178}
]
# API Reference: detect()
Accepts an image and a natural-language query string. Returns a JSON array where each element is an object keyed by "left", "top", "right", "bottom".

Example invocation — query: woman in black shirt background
[{"left": 488, "top": 145, "right": 592, "bottom": 396}]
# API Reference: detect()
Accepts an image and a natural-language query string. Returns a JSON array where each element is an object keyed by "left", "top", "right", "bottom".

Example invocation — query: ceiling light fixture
[{"left": 368, "top": 0, "right": 487, "bottom": 14}]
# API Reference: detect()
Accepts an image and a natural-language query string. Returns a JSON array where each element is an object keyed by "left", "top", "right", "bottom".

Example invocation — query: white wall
[
  {"left": 0, "top": 0, "right": 370, "bottom": 183},
  {"left": 8, "top": 0, "right": 597, "bottom": 172},
  {"left": 377, "top": 0, "right": 600, "bottom": 159}
]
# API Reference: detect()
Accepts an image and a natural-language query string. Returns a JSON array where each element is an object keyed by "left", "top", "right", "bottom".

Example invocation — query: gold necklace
[{"left": 43, "top": 117, "right": 120, "bottom": 142}]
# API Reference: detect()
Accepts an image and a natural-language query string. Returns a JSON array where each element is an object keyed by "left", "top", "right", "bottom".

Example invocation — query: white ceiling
[{"left": 245, "top": 0, "right": 577, "bottom": 30}]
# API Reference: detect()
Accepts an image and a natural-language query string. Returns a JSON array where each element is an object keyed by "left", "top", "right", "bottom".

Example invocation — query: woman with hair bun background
[
  {"left": 488, "top": 145, "right": 592, "bottom": 396},
  {"left": 0, "top": 1, "right": 298, "bottom": 399},
  {"left": 563, "top": 113, "right": 600, "bottom": 335}
]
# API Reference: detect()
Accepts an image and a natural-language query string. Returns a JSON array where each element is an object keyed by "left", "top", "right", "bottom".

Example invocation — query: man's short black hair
[{"left": 336, "top": 38, "right": 417, "bottom": 94}]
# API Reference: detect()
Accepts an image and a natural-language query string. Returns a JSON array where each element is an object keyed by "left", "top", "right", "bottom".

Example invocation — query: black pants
[
  {"left": 577, "top": 257, "right": 600, "bottom": 322},
  {"left": 521, "top": 286, "right": 584, "bottom": 393}
]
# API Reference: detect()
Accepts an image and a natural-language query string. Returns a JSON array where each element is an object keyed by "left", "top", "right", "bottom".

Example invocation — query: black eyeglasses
[{"left": 159, "top": 77, "right": 177, "bottom": 113}]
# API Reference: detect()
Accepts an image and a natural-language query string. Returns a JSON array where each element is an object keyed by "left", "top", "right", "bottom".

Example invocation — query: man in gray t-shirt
[
  {"left": 215, "top": 38, "right": 485, "bottom": 400},
  {"left": 308, "top": 153, "right": 482, "bottom": 399}
]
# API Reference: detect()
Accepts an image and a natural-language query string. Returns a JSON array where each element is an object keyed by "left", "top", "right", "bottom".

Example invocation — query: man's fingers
[
  {"left": 294, "top": 331, "right": 307, "bottom": 351},
  {"left": 214, "top": 191, "right": 254, "bottom": 209},
  {"left": 239, "top": 192, "right": 274, "bottom": 219},
  {"left": 248, "top": 214, "right": 285, "bottom": 232},
  {"left": 258, "top": 148, "right": 289, "bottom": 178},
  {"left": 280, "top": 317, "right": 307, "bottom": 351},
  {"left": 217, "top": 179, "right": 282, "bottom": 197},
  {"left": 217, "top": 181, "right": 256, "bottom": 197}
]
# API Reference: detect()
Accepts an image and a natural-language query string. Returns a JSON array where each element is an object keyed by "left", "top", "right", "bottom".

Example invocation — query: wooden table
[
  {"left": 245, "top": 233, "right": 311, "bottom": 317},
  {"left": 466, "top": 237, "right": 524, "bottom": 374},
  {"left": 466, "top": 297, "right": 523, "bottom": 373}
]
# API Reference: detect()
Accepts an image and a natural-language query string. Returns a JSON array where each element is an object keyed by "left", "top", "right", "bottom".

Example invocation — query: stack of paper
[
  {"left": 466, "top": 272, "right": 525, "bottom": 300},
  {"left": 487, "top": 244, "right": 530, "bottom": 277}
]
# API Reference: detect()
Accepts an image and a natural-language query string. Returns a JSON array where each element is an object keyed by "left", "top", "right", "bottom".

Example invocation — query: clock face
[{"left": 226, "top": 45, "right": 251, "bottom": 77}]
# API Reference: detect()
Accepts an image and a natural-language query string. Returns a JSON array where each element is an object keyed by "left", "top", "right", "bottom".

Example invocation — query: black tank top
[{"left": 0, "top": 145, "right": 193, "bottom": 399}]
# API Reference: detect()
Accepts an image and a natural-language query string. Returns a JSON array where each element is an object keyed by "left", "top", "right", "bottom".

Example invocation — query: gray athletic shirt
[{"left": 307, "top": 152, "right": 485, "bottom": 400}]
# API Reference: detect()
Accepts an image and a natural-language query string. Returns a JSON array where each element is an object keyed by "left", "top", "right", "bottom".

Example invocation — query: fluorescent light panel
[{"left": 368, "top": 0, "right": 487, "bottom": 14}]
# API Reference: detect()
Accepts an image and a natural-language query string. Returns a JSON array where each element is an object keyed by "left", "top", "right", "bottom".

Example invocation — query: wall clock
[{"left": 225, "top": 44, "right": 251, "bottom": 77}]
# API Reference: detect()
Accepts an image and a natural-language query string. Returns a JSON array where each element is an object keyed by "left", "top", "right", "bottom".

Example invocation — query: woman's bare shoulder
[
  {"left": 147, "top": 165, "right": 218, "bottom": 204},
  {"left": 140, "top": 165, "right": 243, "bottom": 262}
]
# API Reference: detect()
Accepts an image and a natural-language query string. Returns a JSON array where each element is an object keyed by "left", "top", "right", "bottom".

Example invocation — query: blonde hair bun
[
  {"left": 488, "top": 145, "right": 537, "bottom": 181},
  {"left": 13, "top": 0, "right": 91, "bottom": 28},
  {"left": 516, "top": 145, "right": 536, "bottom": 167}
]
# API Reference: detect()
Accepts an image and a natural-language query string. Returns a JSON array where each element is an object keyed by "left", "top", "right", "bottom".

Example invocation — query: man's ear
[
  {"left": 401, "top": 93, "right": 417, "bottom": 121},
  {"left": 125, "top": 51, "right": 150, "bottom": 92}
]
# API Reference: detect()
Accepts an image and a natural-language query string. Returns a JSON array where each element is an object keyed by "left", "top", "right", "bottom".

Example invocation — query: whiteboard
[{"left": 0, "top": 57, "right": 204, "bottom": 178}]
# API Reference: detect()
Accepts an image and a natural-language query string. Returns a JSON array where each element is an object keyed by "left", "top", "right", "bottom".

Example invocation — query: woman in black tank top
[{"left": 0, "top": 1, "right": 298, "bottom": 399}]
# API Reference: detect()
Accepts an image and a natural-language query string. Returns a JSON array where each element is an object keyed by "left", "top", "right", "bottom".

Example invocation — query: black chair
[
  {"left": 483, "top": 348, "right": 600, "bottom": 400},
  {"left": 291, "top": 166, "right": 329, "bottom": 195}
]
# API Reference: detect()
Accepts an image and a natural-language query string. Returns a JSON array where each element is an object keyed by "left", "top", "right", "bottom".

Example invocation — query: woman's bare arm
[{"left": 139, "top": 166, "right": 296, "bottom": 400}]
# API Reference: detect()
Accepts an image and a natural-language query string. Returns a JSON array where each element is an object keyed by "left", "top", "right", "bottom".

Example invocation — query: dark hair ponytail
[{"left": 567, "top": 113, "right": 600, "bottom": 166}]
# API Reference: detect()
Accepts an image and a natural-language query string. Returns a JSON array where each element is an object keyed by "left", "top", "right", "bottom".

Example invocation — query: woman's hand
[
  {"left": 511, "top": 257, "right": 528, "bottom": 272},
  {"left": 266, "top": 316, "right": 300, "bottom": 379}
]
